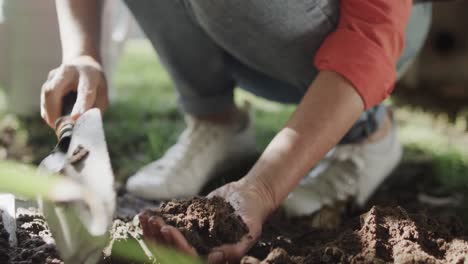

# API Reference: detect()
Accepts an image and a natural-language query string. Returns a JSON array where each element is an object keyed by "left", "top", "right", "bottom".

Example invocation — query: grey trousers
[{"left": 124, "top": 0, "right": 432, "bottom": 143}]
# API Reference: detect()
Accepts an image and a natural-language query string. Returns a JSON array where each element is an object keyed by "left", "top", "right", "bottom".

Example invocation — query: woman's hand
[
  {"left": 205, "top": 180, "right": 275, "bottom": 263},
  {"left": 139, "top": 179, "right": 275, "bottom": 264},
  {"left": 40, "top": 55, "right": 108, "bottom": 128}
]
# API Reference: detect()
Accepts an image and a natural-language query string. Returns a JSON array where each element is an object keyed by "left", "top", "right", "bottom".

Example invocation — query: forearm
[
  {"left": 55, "top": 0, "right": 103, "bottom": 62},
  {"left": 241, "top": 71, "right": 364, "bottom": 213}
]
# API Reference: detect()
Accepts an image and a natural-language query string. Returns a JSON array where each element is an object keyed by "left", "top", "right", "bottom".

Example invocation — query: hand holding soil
[
  {"left": 206, "top": 180, "right": 274, "bottom": 263},
  {"left": 139, "top": 181, "right": 274, "bottom": 263}
]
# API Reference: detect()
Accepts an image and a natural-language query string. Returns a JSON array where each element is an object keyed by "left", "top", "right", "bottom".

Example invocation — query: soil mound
[
  {"left": 244, "top": 206, "right": 468, "bottom": 264},
  {"left": 144, "top": 196, "right": 249, "bottom": 254}
]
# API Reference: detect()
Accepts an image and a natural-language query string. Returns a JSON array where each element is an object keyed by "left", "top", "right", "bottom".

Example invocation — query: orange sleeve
[{"left": 314, "top": 0, "right": 412, "bottom": 109}]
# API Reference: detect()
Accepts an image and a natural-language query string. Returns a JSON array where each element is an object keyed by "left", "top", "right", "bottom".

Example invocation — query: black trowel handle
[
  {"left": 61, "top": 92, "right": 77, "bottom": 117},
  {"left": 55, "top": 92, "right": 78, "bottom": 151}
]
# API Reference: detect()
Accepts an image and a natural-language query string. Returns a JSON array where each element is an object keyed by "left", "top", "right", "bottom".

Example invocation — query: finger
[
  {"left": 138, "top": 213, "right": 151, "bottom": 241},
  {"left": 208, "top": 245, "right": 244, "bottom": 264},
  {"left": 94, "top": 75, "right": 109, "bottom": 113},
  {"left": 161, "top": 226, "right": 197, "bottom": 256},
  {"left": 71, "top": 73, "right": 97, "bottom": 120},
  {"left": 206, "top": 192, "right": 216, "bottom": 199},
  {"left": 208, "top": 236, "right": 255, "bottom": 264},
  {"left": 160, "top": 226, "right": 174, "bottom": 246},
  {"left": 207, "top": 251, "right": 225, "bottom": 264},
  {"left": 148, "top": 217, "right": 166, "bottom": 244},
  {"left": 47, "top": 69, "right": 57, "bottom": 81},
  {"left": 40, "top": 72, "right": 74, "bottom": 128}
]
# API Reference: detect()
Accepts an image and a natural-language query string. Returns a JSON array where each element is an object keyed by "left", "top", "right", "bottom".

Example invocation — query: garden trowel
[{"left": 38, "top": 93, "right": 116, "bottom": 264}]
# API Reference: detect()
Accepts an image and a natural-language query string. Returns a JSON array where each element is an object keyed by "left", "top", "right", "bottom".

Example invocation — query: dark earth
[
  {"left": 0, "top": 213, "right": 10, "bottom": 263},
  {"left": 0, "top": 209, "right": 62, "bottom": 264},
  {"left": 243, "top": 206, "right": 468, "bottom": 263},
  {"left": 1, "top": 157, "right": 467, "bottom": 263}
]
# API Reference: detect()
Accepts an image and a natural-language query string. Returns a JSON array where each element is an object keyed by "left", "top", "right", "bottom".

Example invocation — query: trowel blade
[
  {"left": 64, "top": 108, "right": 115, "bottom": 235},
  {"left": 39, "top": 108, "right": 116, "bottom": 264},
  {"left": 39, "top": 151, "right": 67, "bottom": 174},
  {"left": 0, "top": 193, "right": 16, "bottom": 247}
]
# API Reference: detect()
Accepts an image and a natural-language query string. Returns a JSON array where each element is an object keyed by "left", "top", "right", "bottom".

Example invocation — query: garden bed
[{"left": 2, "top": 157, "right": 467, "bottom": 264}]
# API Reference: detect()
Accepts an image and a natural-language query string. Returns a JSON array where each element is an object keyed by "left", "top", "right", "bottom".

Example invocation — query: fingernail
[
  {"left": 160, "top": 226, "right": 173, "bottom": 244},
  {"left": 160, "top": 226, "right": 170, "bottom": 233},
  {"left": 208, "top": 251, "right": 224, "bottom": 264}
]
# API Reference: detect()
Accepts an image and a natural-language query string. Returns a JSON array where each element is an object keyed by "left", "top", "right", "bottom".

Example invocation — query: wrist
[
  {"left": 63, "top": 55, "right": 103, "bottom": 71},
  {"left": 62, "top": 42, "right": 101, "bottom": 64},
  {"left": 238, "top": 176, "right": 277, "bottom": 220}
]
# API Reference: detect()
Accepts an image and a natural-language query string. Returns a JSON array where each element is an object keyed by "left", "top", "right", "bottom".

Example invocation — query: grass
[
  {"left": 105, "top": 40, "right": 183, "bottom": 179},
  {"left": 0, "top": 160, "right": 63, "bottom": 199},
  {"left": 396, "top": 107, "right": 468, "bottom": 190},
  {"left": 109, "top": 40, "right": 468, "bottom": 189},
  {"left": 105, "top": 40, "right": 295, "bottom": 180}
]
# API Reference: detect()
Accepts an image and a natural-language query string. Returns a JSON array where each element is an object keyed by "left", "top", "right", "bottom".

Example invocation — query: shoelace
[
  {"left": 160, "top": 105, "right": 250, "bottom": 171},
  {"left": 326, "top": 144, "right": 365, "bottom": 171},
  {"left": 326, "top": 145, "right": 366, "bottom": 199},
  {"left": 301, "top": 145, "right": 366, "bottom": 204}
]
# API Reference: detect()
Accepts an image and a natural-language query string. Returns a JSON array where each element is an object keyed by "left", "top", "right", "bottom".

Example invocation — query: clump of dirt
[
  {"left": 10, "top": 209, "right": 62, "bottom": 264},
  {"left": 143, "top": 196, "right": 249, "bottom": 254},
  {"left": 244, "top": 206, "right": 468, "bottom": 264}
]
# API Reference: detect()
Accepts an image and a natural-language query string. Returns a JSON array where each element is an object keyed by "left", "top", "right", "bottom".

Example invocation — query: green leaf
[{"left": 0, "top": 160, "right": 61, "bottom": 198}]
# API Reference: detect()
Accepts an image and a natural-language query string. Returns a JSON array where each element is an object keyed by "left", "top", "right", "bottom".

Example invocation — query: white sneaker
[
  {"left": 283, "top": 121, "right": 402, "bottom": 217},
  {"left": 126, "top": 112, "right": 257, "bottom": 200}
]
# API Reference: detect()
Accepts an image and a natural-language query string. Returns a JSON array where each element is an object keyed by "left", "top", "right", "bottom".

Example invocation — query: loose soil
[
  {"left": 243, "top": 206, "right": 468, "bottom": 263},
  {"left": 1, "top": 158, "right": 467, "bottom": 263},
  {"left": 142, "top": 196, "right": 249, "bottom": 254},
  {"left": 239, "top": 159, "right": 468, "bottom": 263},
  {"left": 9, "top": 209, "right": 62, "bottom": 264}
]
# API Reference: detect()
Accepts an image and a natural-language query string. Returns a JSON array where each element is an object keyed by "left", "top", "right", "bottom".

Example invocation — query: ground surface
[
  {"left": 246, "top": 206, "right": 468, "bottom": 263},
  {"left": 2, "top": 158, "right": 467, "bottom": 263},
  {"left": 0, "top": 40, "right": 467, "bottom": 263}
]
